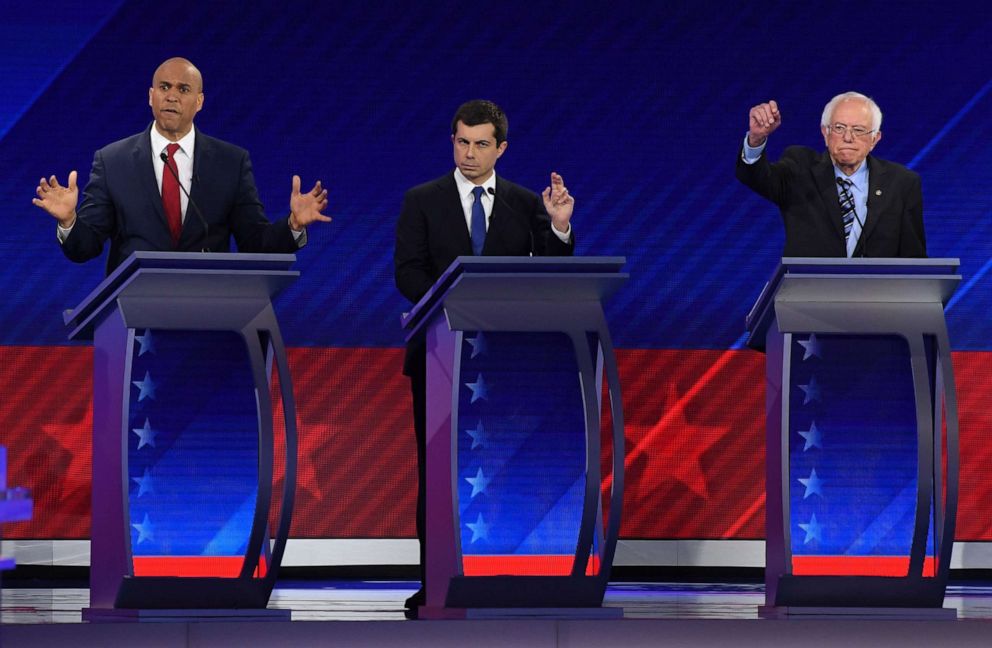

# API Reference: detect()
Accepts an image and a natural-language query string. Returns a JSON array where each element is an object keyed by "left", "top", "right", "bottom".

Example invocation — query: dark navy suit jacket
[
  {"left": 62, "top": 124, "right": 298, "bottom": 274},
  {"left": 394, "top": 172, "right": 574, "bottom": 373},
  {"left": 736, "top": 146, "right": 926, "bottom": 258}
]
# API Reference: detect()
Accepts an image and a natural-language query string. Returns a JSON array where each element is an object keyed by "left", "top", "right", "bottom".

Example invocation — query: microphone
[
  {"left": 487, "top": 186, "right": 536, "bottom": 255},
  {"left": 160, "top": 151, "right": 210, "bottom": 252}
]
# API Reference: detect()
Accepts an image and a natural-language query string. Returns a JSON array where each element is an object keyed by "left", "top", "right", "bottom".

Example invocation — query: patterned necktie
[
  {"left": 471, "top": 185, "right": 486, "bottom": 255},
  {"left": 836, "top": 177, "right": 856, "bottom": 242},
  {"left": 162, "top": 143, "right": 182, "bottom": 246}
]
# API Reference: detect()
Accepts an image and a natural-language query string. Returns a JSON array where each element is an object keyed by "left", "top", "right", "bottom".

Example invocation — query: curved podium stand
[
  {"left": 64, "top": 252, "right": 298, "bottom": 614},
  {"left": 746, "top": 258, "right": 960, "bottom": 612},
  {"left": 402, "top": 257, "right": 627, "bottom": 616}
]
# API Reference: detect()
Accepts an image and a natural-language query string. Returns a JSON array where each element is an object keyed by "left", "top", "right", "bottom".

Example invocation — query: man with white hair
[{"left": 736, "top": 92, "right": 925, "bottom": 257}]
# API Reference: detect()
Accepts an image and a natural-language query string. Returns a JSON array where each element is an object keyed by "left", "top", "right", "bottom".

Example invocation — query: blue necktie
[
  {"left": 471, "top": 185, "right": 486, "bottom": 255},
  {"left": 836, "top": 177, "right": 856, "bottom": 241}
]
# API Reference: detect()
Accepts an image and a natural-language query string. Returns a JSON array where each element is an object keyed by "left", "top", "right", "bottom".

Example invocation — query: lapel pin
[{"left": 875, "top": 189, "right": 882, "bottom": 196}]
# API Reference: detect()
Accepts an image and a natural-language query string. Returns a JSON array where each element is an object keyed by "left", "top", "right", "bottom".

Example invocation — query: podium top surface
[
  {"left": 744, "top": 257, "right": 961, "bottom": 350},
  {"left": 401, "top": 256, "right": 627, "bottom": 335},
  {"left": 64, "top": 252, "right": 298, "bottom": 341}
]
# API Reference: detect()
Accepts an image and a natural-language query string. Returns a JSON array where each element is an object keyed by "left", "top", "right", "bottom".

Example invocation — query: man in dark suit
[
  {"left": 33, "top": 57, "right": 330, "bottom": 274},
  {"left": 394, "top": 99, "right": 575, "bottom": 616},
  {"left": 736, "top": 92, "right": 926, "bottom": 258}
]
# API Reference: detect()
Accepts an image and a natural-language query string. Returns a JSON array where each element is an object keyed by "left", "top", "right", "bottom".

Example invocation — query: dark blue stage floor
[{"left": 4, "top": 581, "right": 992, "bottom": 646}]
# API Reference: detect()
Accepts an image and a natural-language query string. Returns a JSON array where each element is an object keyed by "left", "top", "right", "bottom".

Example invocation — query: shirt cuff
[
  {"left": 552, "top": 222, "right": 572, "bottom": 242},
  {"left": 56, "top": 221, "right": 74, "bottom": 244},
  {"left": 741, "top": 134, "right": 765, "bottom": 164},
  {"left": 292, "top": 226, "right": 307, "bottom": 248}
]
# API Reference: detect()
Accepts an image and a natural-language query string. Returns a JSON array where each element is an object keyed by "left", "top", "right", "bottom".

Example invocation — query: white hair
[{"left": 820, "top": 91, "right": 882, "bottom": 132}]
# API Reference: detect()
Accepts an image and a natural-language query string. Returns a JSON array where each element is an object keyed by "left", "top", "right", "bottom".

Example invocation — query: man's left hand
[
  {"left": 541, "top": 171, "right": 574, "bottom": 233},
  {"left": 289, "top": 175, "right": 331, "bottom": 231}
]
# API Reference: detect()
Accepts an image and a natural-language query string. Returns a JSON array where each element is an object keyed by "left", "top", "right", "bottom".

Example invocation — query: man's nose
[{"left": 466, "top": 144, "right": 476, "bottom": 157}]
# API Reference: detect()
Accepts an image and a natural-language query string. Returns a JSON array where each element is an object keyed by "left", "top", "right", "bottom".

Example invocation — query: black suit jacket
[
  {"left": 394, "top": 172, "right": 574, "bottom": 373},
  {"left": 735, "top": 145, "right": 926, "bottom": 257},
  {"left": 62, "top": 123, "right": 299, "bottom": 274}
]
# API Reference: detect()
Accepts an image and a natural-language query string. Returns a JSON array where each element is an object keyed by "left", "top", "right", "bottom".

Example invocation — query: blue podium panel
[
  {"left": 405, "top": 257, "right": 627, "bottom": 611},
  {"left": 749, "top": 258, "right": 959, "bottom": 609},
  {"left": 456, "top": 331, "right": 587, "bottom": 572},
  {"left": 126, "top": 330, "right": 259, "bottom": 567},
  {"left": 66, "top": 253, "right": 299, "bottom": 610},
  {"left": 787, "top": 334, "right": 934, "bottom": 575}
]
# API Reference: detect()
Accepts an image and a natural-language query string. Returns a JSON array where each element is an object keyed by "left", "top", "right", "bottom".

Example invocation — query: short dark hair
[{"left": 451, "top": 100, "right": 508, "bottom": 145}]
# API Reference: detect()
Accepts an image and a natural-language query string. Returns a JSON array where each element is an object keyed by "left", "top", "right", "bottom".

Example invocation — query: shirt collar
[
  {"left": 834, "top": 158, "right": 869, "bottom": 192},
  {"left": 453, "top": 168, "right": 496, "bottom": 197},
  {"left": 150, "top": 124, "right": 196, "bottom": 159}
]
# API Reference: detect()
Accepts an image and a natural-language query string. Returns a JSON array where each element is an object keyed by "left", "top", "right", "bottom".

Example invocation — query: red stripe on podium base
[
  {"left": 462, "top": 555, "right": 600, "bottom": 576},
  {"left": 792, "top": 555, "right": 936, "bottom": 577},
  {"left": 132, "top": 556, "right": 267, "bottom": 578}
]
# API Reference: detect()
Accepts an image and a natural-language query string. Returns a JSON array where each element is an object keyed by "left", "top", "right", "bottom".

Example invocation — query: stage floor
[{"left": 4, "top": 580, "right": 992, "bottom": 646}]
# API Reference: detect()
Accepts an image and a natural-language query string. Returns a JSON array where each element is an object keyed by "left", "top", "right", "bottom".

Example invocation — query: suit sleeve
[
  {"left": 531, "top": 193, "right": 574, "bottom": 256},
  {"left": 899, "top": 172, "right": 926, "bottom": 257},
  {"left": 394, "top": 188, "right": 436, "bottom": 304},
  {"left": 61, "top": 149, "right": 116, "bottom": 263},
  {"left": 735, "top": 146, "right": 793, "bottom": 206},
  {"left": 228, "top": 151, "right": 297, "bottom": 254}
]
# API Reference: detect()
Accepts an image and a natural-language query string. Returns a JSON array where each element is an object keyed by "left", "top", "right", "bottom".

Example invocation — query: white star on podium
[
  {"left": 466, "top": 513, "right": 490, "bottom": 543},
  {"left": 798, "top": 468, "right": 825, "bottom": 499},
  {"left": 465, "top": 467, "right": 491, "bottom": 497},
  {"left": 799, "top": 514, "right": 821, "bottom": 544},
  {"left": 132, "top": 418, "right": 158, "bottom": 449},
  {"left": 797, "top": 334, "right": 822, "bottom": 360},
  {"left": 132, "top": 371, "right": 157, "bottom": 401},
  {"left": 465, "top": 374, "right": 488, "bottom": 403},
  {"left": 132, "top": 513, "right": 155, "bottom": 544}
]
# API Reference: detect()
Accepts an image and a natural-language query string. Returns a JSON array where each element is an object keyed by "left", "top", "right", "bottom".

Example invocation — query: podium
[
  {"left": 64, "top": 252, "right": 298, "bottom": 614},
  {"left": 402, "top": 257, "right": 627, "bottom": 615},
  {"left": 746, "top": 258, "right": 960, "bottom": 611}
]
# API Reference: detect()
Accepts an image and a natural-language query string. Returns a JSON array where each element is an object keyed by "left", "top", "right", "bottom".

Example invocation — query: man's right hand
[
  {"left": 748, "top": 100, "right": 781, "bottom": 147},
  {"left": 33, "top": 171, "right": 79, "bottom": 227}
]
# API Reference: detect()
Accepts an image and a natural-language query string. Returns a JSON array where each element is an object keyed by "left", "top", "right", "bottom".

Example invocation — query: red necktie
[{"left": 162, "top": 143, "right": 182, "bottom": 246}]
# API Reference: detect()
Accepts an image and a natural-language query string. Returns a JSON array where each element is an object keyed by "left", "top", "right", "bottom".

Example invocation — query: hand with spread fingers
[
  {"left": 748, "top": 100, "right": 781, "bottom": 147},
  {"left": 541, "top": 171, "right": 574, "bottom": 233},
  {"left": 288, "top": 175, "right": 332, "bottom": 231},
  {"left": 33, "top": 171, "right": 80, "bottom": 227}
]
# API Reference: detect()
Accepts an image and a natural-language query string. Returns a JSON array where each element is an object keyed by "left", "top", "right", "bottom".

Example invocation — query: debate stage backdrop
[{"left": 1, "top": 2, "right": 991, "bottom": 553}]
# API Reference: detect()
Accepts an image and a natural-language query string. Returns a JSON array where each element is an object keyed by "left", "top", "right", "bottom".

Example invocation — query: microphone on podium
[{"left": 160, "top": 152, "right": 210, "bottom": 252}]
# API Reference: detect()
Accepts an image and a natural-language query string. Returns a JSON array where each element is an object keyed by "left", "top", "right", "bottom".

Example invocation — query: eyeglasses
[{"left": 828, "top": 123, "right": 876, "bottom": 139}]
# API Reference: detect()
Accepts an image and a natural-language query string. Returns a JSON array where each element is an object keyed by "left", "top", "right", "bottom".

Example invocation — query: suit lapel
[
  {"left": 437, "top": 173, "right": 473, "bottom": 254},
  {"left": 184, "top": 128, "right": 209, "bottom": 244},
  {"left": 484, "top": 175, "right": 508, "bottom": 254},
  {"left": 860, "top": 156, "right": 886, "bottom": 253},
  {"left": 812, "top": 151, "right": 846, "bottom": 242}
]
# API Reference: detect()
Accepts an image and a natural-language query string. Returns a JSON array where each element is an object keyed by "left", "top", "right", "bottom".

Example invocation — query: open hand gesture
[
  {"left": 541, "top": 172, "right": 574, "bottom": 233},
  {"left": 33, "top": 171, "right": 79, "bottom": 226},
  {"left": 288, "top": 175, "right": 331, "bottom": 231}
]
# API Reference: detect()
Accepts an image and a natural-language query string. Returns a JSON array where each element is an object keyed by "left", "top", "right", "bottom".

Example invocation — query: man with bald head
[
  {"left": 33, "top": 57, "right": 330, "bottom": 273},
  {"left": 736, "top": 92, "right": 925, "bottom": 258}
]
